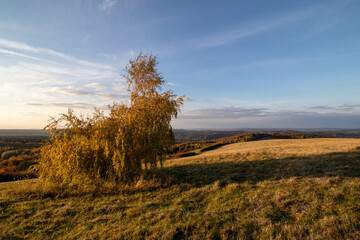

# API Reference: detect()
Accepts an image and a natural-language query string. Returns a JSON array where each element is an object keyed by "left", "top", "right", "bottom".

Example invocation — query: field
[
  {"left": 0, "top": 135, "right": 45, "bottom": 182},
  {"left": 1, "top": 138, "right": 360, "bottom": 239}
]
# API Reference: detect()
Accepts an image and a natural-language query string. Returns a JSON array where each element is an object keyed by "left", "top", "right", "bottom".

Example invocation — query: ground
[{"left": 1, "top": 138, "right": 360, "bottom": 239}]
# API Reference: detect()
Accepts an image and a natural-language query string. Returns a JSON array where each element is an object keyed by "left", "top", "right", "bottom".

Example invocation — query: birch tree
[{"left": 38, "top": 53, "right": 183, "bottom": 185}]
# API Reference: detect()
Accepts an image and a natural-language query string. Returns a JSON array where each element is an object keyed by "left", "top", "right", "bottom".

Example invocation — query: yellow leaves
[{"left": 38, "top": 53, "right": 183, "bottom": 185}]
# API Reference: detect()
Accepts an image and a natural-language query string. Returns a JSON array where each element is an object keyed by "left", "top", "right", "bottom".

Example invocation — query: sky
[{"left": 0, "top": 0, "right": 360, "bottom": 129}]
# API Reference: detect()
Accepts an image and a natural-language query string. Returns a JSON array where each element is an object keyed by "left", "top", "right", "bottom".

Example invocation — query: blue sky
[{"left": 0, "top": 0, "right": 359, "bottom": 129}]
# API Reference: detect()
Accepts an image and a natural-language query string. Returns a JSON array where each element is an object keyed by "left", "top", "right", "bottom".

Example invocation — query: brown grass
[
  {"left": 168, "top": 138, "right": 360, "bottom": 165},
  {"left": 1, "top": 138, "right": 360, "bottom": 239}
]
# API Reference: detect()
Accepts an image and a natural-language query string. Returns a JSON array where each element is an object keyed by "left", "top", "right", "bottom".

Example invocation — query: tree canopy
[{"left": 38, "top": 53, "right": 183, "bottom": 185}]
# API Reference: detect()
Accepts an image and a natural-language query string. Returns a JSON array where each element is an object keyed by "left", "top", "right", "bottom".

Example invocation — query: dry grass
[
  {"left": 1, "top": 138, "right": 360, "bottom": 239},
  {"left": 168, "top": 138, "right": 360, "bottom": 166}
]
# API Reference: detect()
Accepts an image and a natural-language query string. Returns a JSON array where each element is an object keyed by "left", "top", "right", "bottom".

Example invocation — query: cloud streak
[
  {"left": 182, "top": 107, "right": 269, "bottom": 119},
  {"left": 0, "top": 37, "right": 114, "bottom": 69},
  {"left": 99, "top": 0, "right": 118, "bottom": 13},
  {"left": 0, "top": 48, "right": 56, "bottom": 63},
  {"left": 175, "top": 104, "right": 360, "bottom": 129},
  {"left": 27, "top": 102, "right": 94, "bottom": 109},
  {"left": 188, "top": 8, "right": 318, "bottom": 49},
  {"left": 45, "top": 85, "right": 130, "bottom": 101},
  {"left": 0, "top": 37, "right": 131, "bottom": 128},
  {"left": 181, "top": 104, "right": 360, "bottom": 120},
  {"left": 51, "top": 86, "right": 93, "bottom": 96},
  {"left": 85, "top": 83, "right": 106, "bottom": 91},
  {"left": 187, "top": 1, "right": 353, "bottom": 49}
]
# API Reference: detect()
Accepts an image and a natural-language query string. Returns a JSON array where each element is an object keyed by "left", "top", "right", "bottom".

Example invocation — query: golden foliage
[{"left": 38, "top": 53, "right": 183, "bottom": 185}]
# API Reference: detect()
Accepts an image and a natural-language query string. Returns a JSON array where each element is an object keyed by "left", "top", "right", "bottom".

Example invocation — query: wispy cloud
[
  {"left": 0, "top": 37, "right": 113, "bottom": 69},
  {"left": 197, "top": 50, "right": 360, "bottom": 75},
  {"left": 181, "top": 104, "right": 360, "bottom": 120},
  {"left": 0, "top": 48, "right": 55, "bottom": 63},
  {"left": 0, "top": 37, "right": 132, "bottom": 125},
  {"left": 310, "top": 105, "right": 334, "bottom": 110},
  {"left": 309, "top": 104, "right": 360, "bottom": 112},
  {"left": 112, "top": 82, "right": 128, "bottom": 92},
  {"left": 85, "top": 82, "right": 106, "bottom": 91},
  {"left": 99, "top": 0, "right": 118, "bottom": 13},
  {"left": 47, "top": 85, "right": 129, "bottom": 100},
  {"left": 97, "top": 92, "right": 129, "bottom": 101},
  {"left": 188, "top": 8, "right": 319, "bottom": 49},
  {"left": 97, "top": 52, "right": 118, "bottom": 60},
  {"left": 183, "top": 96, "right": 193, "bottom": 102},
  {"left": 339, "top": 104, "right": 360, "bottom": 112},
  {"left": 182, "top": 107, "right": 270, "bottom": 119},
  {"left": 51, "top": 86, "right": 94, "bottom": 96},
  {"left": 27, "top": 102, "right": 94, "bottom": 109},
  {"left": 175, "top": 104, "right": 360, "bottom": 129},
  {"left": 187, "top": 1, "right": 353, "bottom": 50}
]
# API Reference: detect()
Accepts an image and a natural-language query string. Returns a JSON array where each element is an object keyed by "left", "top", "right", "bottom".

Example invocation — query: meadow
[{"left": 1, "top": 138, "right": 360, "bottom": 239}]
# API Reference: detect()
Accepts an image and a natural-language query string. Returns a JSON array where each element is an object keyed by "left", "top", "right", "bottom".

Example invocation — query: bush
[
  {"left": 1, "top": 150, "right": 20, "bottom": 160},
  {"left": 38, "top": 53, "right": 183, "bottom": 185}
]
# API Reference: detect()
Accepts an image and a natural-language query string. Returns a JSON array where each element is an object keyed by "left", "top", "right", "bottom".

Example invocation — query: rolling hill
[{"left": 1, "top": 138, "right": 360, "bottom": 239}]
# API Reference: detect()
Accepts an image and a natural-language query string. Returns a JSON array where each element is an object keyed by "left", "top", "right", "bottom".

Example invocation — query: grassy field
[{"left": 1, "top": 138, "right": 360, "bottom": 239}]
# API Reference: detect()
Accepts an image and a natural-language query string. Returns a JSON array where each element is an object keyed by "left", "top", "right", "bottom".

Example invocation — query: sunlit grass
[
  {"left": 1, "top": 138, "right": 360, "bottom": 239},
  {"left": 168, "top": 138, "right": 360, "bottom": 165}
]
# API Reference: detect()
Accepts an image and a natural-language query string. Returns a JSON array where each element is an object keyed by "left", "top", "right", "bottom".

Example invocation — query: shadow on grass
[
  {"left": 0, "top": 171, "right": 38, "bottom": 183},
  {"left": 160, "top": 150, "right": 360, "bottom": 187}
]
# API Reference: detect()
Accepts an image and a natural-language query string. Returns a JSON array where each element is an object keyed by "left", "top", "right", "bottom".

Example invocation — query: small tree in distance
[{"left": 38, "top": 53, "right": 183, "bottom": 185}]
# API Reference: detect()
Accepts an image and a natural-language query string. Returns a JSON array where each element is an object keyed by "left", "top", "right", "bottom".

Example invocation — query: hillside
[
  {"left": 173, "top": 129, "right": 360, "bottom": 142},
  {"left": 1, "top": 138, "right": 360, "bottom": 239},
  {"left": 170, "top": 138, "right": 360, "bottom": 162}
]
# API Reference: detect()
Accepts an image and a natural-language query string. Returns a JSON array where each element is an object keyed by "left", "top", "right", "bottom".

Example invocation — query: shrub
[
  {"left": 38, "top": 53, "right": 183, "bottom": 186},
  {"left": 1, "top": 150, "right": 20, "bottom": 160}
]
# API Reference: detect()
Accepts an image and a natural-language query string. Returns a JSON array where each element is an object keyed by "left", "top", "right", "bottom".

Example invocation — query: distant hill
[
  {"left": 2, "top": 128, "right": 360, "bottom": 141},
  {"left": 173, "top": 130, "right": 246, "bottom": 142},
  {"left": 0, "top": 129, "right": 49, "bottom": 136},
  {"left": 173, "top": 129, "right": 360, "bottom": 142}
]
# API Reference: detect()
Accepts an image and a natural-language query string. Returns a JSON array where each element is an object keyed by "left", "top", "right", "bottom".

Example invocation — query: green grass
[{"left": 1, "top": 139, "right": 360, "bottom": 239}]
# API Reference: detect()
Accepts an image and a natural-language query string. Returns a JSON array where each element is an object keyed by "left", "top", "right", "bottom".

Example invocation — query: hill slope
[
  {"left": 170, "top": 138, "right": 360, "bottom": 162},
  {"left": 1, "top": 138, "right": 360, "bottom": 239}
]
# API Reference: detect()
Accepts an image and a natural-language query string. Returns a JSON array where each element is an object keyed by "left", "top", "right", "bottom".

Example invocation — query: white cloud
[
  {"left": 97, "top": 92, "right": 129, "bottom": 101},
  {"left": 126, "top": 49, "right": 135, "bottom": 58},
  {"left": 0, "top": 38, "right": 134, "bottom": 128},
  {"left": 85, "top": 82, "right": 107, "bottom": 91},
  {"left": 173, "top": 103, "right": 360, "bottom": 129},
  {"left": 183, "top": 96, "right": 192, "bottom": 102},
  {"left": 46, "top": 85, "right": 130, "bottom": 101},
  {"left": 187, "top": 1, "right": 353, "bottom": 50},
  {"left": 180, "top": 104, "right": 360, "bottom": 121},
  {"left": 27, "top": 102, "right": 94, "bottom": 109},
  {"left": 0, "top": 48, "right": 55, "bottom": 63},
  {"left": 112, "top": 82, "right": 128, "bottom": 92},
  {"left": 100, "top": 0, "right": 118, "bottom": 13},
  {"left": 0, "top": 37, "right": 113, "bottom": 69},
  {"left": 51, "top": 86, "right": 93, "bottom": 96},
  {"left": 97, "top": 52, "right": 117, "bottom": 60},
  {"left": 188, "top": 8, "right": 318, "bottom": 49}
]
